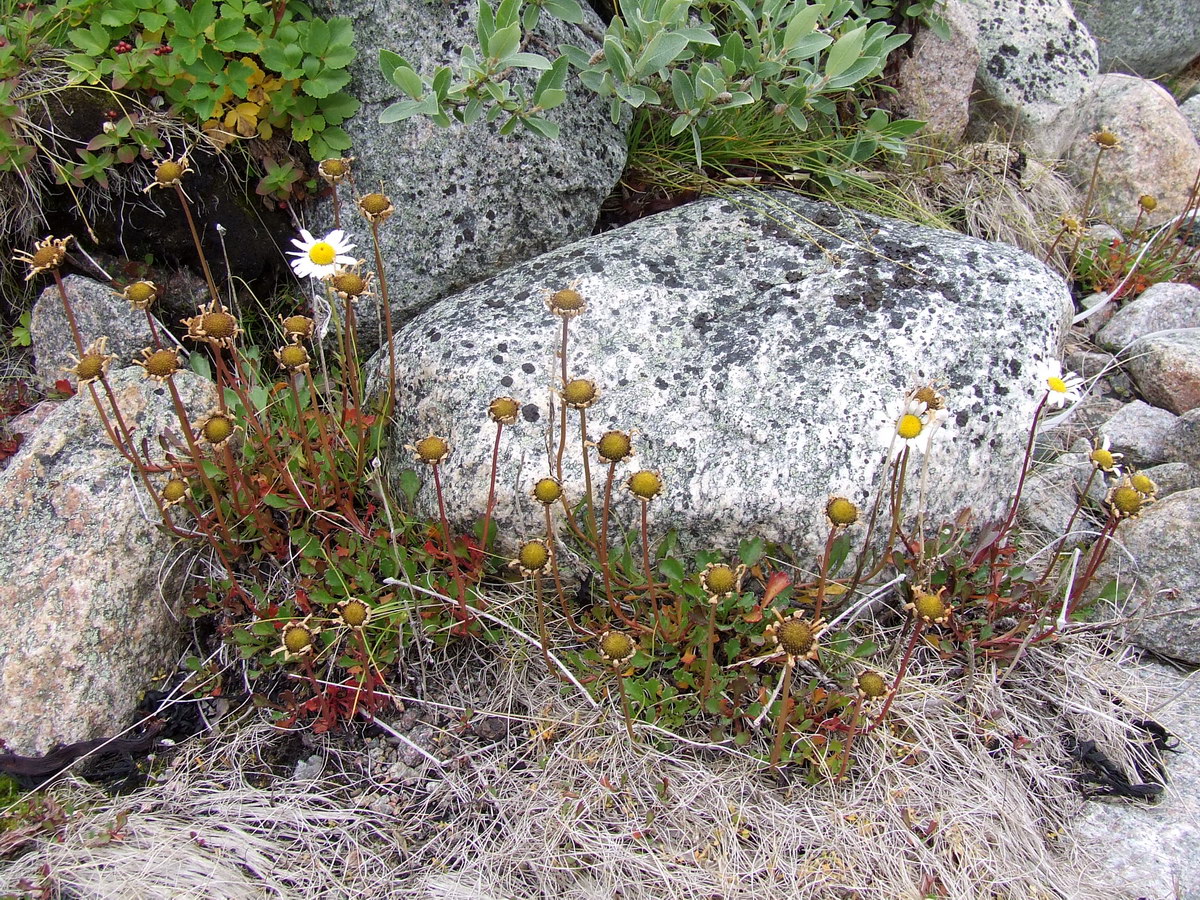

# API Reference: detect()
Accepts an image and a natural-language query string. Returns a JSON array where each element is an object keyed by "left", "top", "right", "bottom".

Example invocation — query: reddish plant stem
[
  {"left": 481, "top": 422, "right": 504, "bottom": 552},
  {"left": 870, "top": 622, "right": 925, "bottom": 731},
  {"left": 769, "top": 658, "right": 795, "bottom": 770}
]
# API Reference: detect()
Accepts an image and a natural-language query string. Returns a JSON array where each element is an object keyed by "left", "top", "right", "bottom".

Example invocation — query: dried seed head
[
  {"left": 185, "top": 302, "right": 241, "bottom": 347},
  {"left": 1090, "top": 129, "right": 1120, "bottom": 150},
  {"left": 199, "top": 412, "right": 236, "bottom": 447},
  {"left": 1138, "top": 194, "right": 1157, "bottom": 212},
  {"left": 281, "top": 621, "right": 317, "bottom": 657},
  {"left": 15, "top": 235, "right": 73, "bottom": 280},
  {"left": 336, "top": 597, "right": 370, "bottom": 628},
  {"left": 359, "top": 192, "right": 395, "bottom": 223},
  {"left": 144, "top": 156, "right": 192, "bottom": 191},
  {"left": 317, "top": 156, "right": 354, "bottom": 183},
  {"left": 161, "top": 477, "right": 190, "bottom": 506},
  {"left": 1107, "top": 483, "right": 1145, "bottom": 518},
  {"left": 776, "top": 618, "right": 816, "bottom": 657},
  {"left": 599, "top": 630, "right": 635, "bottom": 666},
  {"left": 532, "top": 477, "right": 563, "bottom": 505},
  {"left": 331, "top": 269, "right": 370, "bottom": 300},
  {"left": 275, "top": 343, "right": 310, "bottom": 371},
  {"left": 561, "top": 378, "right": 598, "bottom": 409},
  {"left": 857, "top": 671, "right": 887, "bottom": 700},
  {"left": 413, "top": 435, "right": 450, "bottom": 465},
  {"left": 626, "top": 469, "right": 663, "bottom": 500},
  {"left": 1129, "top": 472, "right": 1157, "bottom": 497},
  {"left": 281, "top": 314, "right": 316, "bottom": 341},
  {"left": 826, "top": 496, "right": 859, "bottom": 527},
  {"left": 122, "top": 280, "right": 159, "bottom": 310},
  {"left": 135, "top": 347, "right": 181, "bottom": 381},
  {"left": 488, "top": 396, "right": 520, "bottom": 425},
  {"left": 700, "top": 562, "right": 741, "bottom": 599},
  {"left": 547, "top": 288, "right": 586, "bottom": 318},
  {"left": 909, "top": 589, "right": 949, "bottom": 625},
  {"left": 65, "top": 337, "right": 115, "bottom": 385},
  {"left": 514, "top": 539, "right": 551, "bottom": 574},
  {"left": 596, "top": 430, "right": 633, "bottom": 463}
]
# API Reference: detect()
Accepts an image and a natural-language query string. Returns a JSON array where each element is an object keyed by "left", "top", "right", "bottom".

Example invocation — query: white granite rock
[
  {"left": 1097, "top": 282, "right": 1200, "bottom": 352},
  {"left": 1125, "top": 328, "right": 1200, "bottom": 414}
]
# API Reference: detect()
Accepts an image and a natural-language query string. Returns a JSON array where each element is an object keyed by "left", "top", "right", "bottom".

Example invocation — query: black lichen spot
[
  {"left": 521, "top": 404, "right": 539, "bottom": 423},
  {"left": 654, "top": 377, "right": 668, "bottom": 390},
  {"left": 426, "top": 329, "right": 442, "bottom": 342},
  {"left": 501, "top": 375, "right": 514, "bottom": 387},
  {"left": 956, "top": 410, "right": 969, "bottom": 428},
  {"left": 498, "top": 342, "right": 508, "bottom": 352},
  {"left": 521, "top": 362, "right": 535, "bottom": 374},
  {"left": 492, "top": 355, "right": 504, "bottom": 364}
]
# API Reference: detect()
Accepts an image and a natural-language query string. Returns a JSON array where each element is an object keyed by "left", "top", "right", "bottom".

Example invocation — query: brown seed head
[
  {"left": 201, "top": 310, "right": 238, "bottom": 340},
  {"left": 488, "top": 396, "right": 520, "bottom": 425},
  {"left": 331, "top": 270, "right": 368, "bottom": 298},
  {"left": 136, "top": 347, "right": 180, "bottom": 381},
  {"left": 359, "top": 192, "right": 394, "bottom": 223},
  {"left": 532, "top": 477, "right": 563, "bottom": 505},
  {"left": 910, "top": 589, "right": 948, "bottom": 624},
  {"left": 599, "top": 630, "right": 635, "bottom": 665},
  {"left": 857, "top": 671, "right": 887, "bottom": 699},
  {"left": 282, "top": 622, "right": 316, "bottom": 656},
  {"left": 414, "top": 435, "right": 450, "bottom": 464},
  {"left": 337, "top": 598, "right": 370, "bottom": 628},
  {"left": 281, "top": 315, "right": 315, "bottom": 341},
  {"left": 123, "top": 280, "right": 159, "bottom": 310},
  {"left": 162, "top": 478, "right": 189, "bottom": 505},
  {"left": 547, "top": 288, "right": 586, "bottom": 318},
  {"left": 626, "top": 469, "right": 663, "bottom": 500},
  {"left": 201, "top": 413, "right": 236, "bottom": 446},
  {"left": 318, "top": 156, "right": 354, "bottom": 182},
  {"left": 1090, "top": 129, "right": 1120, "bottom": 150},
  {"left": 15, "top": 235, "right": 73, "bottom": 280},
  {"left": 562, "top": 378, "right": 598, "bottom": 409},
  {"left": 596, "top": 430, "right": 633, "bottom": 463},
  {"left": 776, "top": 618, "right": 816, "bottom": 658},
  {"left": 276, "top": 344, "right": 310, "bottom": 371},
  {"left": 1108, "top": 484, "right": 1144, "bottom": 518},
  {"left": 700, "top": 563, "right": 739, "bottom": 598}
]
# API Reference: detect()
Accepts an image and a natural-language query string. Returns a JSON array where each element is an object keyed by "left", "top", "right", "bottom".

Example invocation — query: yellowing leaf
[{"left": 225, "top": 102, "right": 262, "bottom": 137}]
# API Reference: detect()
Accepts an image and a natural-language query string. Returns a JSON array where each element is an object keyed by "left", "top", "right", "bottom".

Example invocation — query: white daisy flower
[
  {"left": 1036, "top": 360, "right": 1084, "bottom": 409},
  {"left": 288, "top": 228, "right": 356, "bottom": 280},
  {"left": 878, "top": 398, "right": 936, "bottom": 460}
]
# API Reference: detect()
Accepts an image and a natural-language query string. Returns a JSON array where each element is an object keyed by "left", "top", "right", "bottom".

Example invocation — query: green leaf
[
  {"left": 304, "top": 19, "right": 331, "bottom": 56},
  {"left": 543, "top": 0, "right": 584, "bottom": 24},
  {"left": 824, "top": 24, "right": 866, "bottom": 79},
  {"left": 507, "top": 51, "right": 552, "bottom": 70},
  {"left": 521, "top": 3, "right": 541, "bottom": 30},
  {"left": 387, "top": 63, "right": 424, "bottom": 99},
  {"left": 489, "top": 22, "right": 521, "bottom": 63},
  {"left": 603, "top": 35, "right": 632, "bottom": 82},
  {"left": 523, "top": 115, "right": 559, "bottom": 138},
  {"left": 318, "top": 91, "right": 360, "bottom": 123},
  {"left": 99, "top": 7, "right": 137, "bottom": 26},
  {"left": 261, "top": 493, "right": 292, "bottom": 509},
  {"left": 670, "top": 67, "right": 693, "bottom": 110},
  {"left": 782, "top": 4, "right": 821, "bottom": 55},
  {"left": 738, "top": 536, "right": 765, "bottom": 567},
  {"left": 673, "top": 27, "right": 720, "bottom": 46},
  {"left": 303, "top": 68, "right": 352, "bottom": 98},
  {"left": 68, "top": 25, "right": 111, "bottom": 57},
  {"left": 634, "top": 30, "right": 689, "bottom": 77},
  {"left": 659, "top": 557, "right": 684, "bottom": 581}
]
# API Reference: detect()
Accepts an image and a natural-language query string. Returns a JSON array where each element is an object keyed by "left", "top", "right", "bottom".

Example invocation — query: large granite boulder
[
  {"left": 1072, "top": 0, "right": 1200, "bottom": 76},
  {"left": 1096, "top": 282, "right": 1200, "bottom": 351},
  {"left": 1125, "top": 329, "right": 1200, "bottom": 415},
  {"left": 1065, "top": 75, "right": 1200, "bottom": 228},
  {"left": 367, "top": 192, "right": 1072, "bottom": 556},
  {"left": 961, "top": 0, "right": 1098, "bottom": 157},
  {"left": 311, "top": 0, "right": 628, "bottom": 353},
  {"left": 0, "top": 367, "right": 214, "bottom": 755}
]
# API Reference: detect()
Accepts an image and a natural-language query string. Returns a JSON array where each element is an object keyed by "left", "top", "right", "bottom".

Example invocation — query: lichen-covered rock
[
  {"left": 311, "top": 0, "right": 628, "bottom": 353},
  {"left": 1098, "top": 399, "right": 1178, "bottom": 467},
  {"left": 961, "top": 0, "right": 1098, "bottom": 156},
  {"left": 1066, "top": 75, "right": 1200, "bottom": 228},
  {"left": 0, "top": 367, "right": 214, "bottom": 755},
  {"left": 368, "top": 192, "right": 1072, "bottom": 556},
  {"left": 31, "top": 275, "right": 153, "bottom": 391},
  {"left": 1072, "top": 0, "right": 1200, "bottom": 77},
  {"left": 1103, "top": 488, "right": 1200, "bottom": 664},
  {"left": 1097, "top": 282, "right": 1200, "bottom": 351},
  {"left": 1164, "top": 408, "right": 1200, "bottom": 467},
  {"left": 893, "top": 0, "right": 979, "bottom": 139},
  {"left": 1182, "top": 93, "right": 1200, "bottom": 142},
  {"left": 1125, "top": 328, "right": 1200, "bottom": 414}
]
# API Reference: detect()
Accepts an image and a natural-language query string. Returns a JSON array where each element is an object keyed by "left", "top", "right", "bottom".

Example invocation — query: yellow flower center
[
  {"left": 702, "top": 564, "right": 736, "bottom": 596},
  {"left": 1090, "top": 449, "right": 1115, "bottom": 470},
  {"left": 912, "top": 591, "right": 946, "bottom": 622},
  {"left": 308, "top": 242, "right": 336, "bottom": 265},
  {"left": 162, "top": 479, "right": 188, "bottom": 503},
  {"left": 144, "top": 349, "right": 179, "bottom": 378},
  {"left": 826, "top": 497, "right": 859, "bottom": 526},
  {"left": 360, "top": 193, "right": 391, "bottom": 215},
  {"left": 627, "top": 470, "right": 662, "bottom": 500},
  {"left": 321, "top": 159, "right": 348, "bottom": 176},
  {"left": 203, "top": 416, "right": 235, "bottom": 444},
  {"left": 332, "top": 272, "right": 366, "bottom": 296},
  {"left": 32, "top": 246, "right": 60, "bottom": 268},
  {"left": 201, "top": 311, "right": 238, "bottom": 339},
  {"left": 126, "top": 281, "right": 156, "bottom": 305},
  {"left": 857, "top": 672, "right": 887, "bottom": 699},
  {"left": 550, "top": 289, "right": 585, "bottom": 313},
  {"left": 562, "top": 378, "right": 597, "bottom": 407},
  {"left": 517, "top": 540, "right": 550, "bottom": 571},
  {"left": 777, "top": 619, "right": 816, "bottom": 657},
  {"left": 1047, "top": 376, "right": 1067, "bottom": 393},
  {"left": 533, "top": 478, "right": 563, "bottom": 504},
  {"left": 339, "top": 599, "right": 369, "bottom": 627},
  {"left": 600, "top": 631, "right": 634, "bottom": 662},
  {"left": 596, "top": 430, "right": 632, "bottom": 462},
  {"left": 283, "top": 625, "right": 314, "bottom": 654},
  {"left": 1130, "top": 474, "right": 1155, "bottom": 496},
  {"left": 155, "top": 160, "right": 184, "bottom": 183},
  {"left": 897, "top": 414, "right": 923, "bottom": 440},
  {"left": 488, "top": 396, "right": 519, "bottom": 423},
  {"left": 282, "top": 315, "right": 313, "bottom": 338},
  {"left": 1110, "top": 486, "right": 1143, "bottom": 516},
  {"left": 75, "top": 355, "right": 104, "bottom": 381},
  {"left": 278, "top": 344, "right": 309, "bottom": 369},
  {"left": 415, "top": 436, "right": 449, "bottom": 463}
]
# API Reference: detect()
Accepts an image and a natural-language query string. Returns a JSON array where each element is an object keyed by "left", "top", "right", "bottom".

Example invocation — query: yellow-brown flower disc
[
  {"left": 549, "top": 288, "right": 585, "bottom": 316},
  {"left": 202, "top": 414, "right": 235, "bottom": 445},
  {"left": 596, "top": 430, "right": 632, "bottom": 463},
  {"left": 74, "top": 353, "right": 105, "bottom": 382},
  {"left": 562, "top": 378, "right": 598, "bottom": 408},
  {"left": 331, "top": 271, "right": 367, "bottom": 297},
  {"left": 1091, "top": 129, "right": 1120, "bottom": 148},
  {"left": 282, "top": 315, "right": 315, "bottom": 339},
  {"left": 533, "top": 477, "right": 563, "bottom": 505},
  {"left": 125, "top": 280, "right": 158, "bottom": 308},
  {"left": 319, "top": 157, "right": 350, "bottom": 178},
  {"left": 1090, "top": 447, "right": 1116, "bottom": 471},
  {"left": 162, "top": 478, "right": 188, "bottom": 504},
  {"left": 337, "top": 598, "right": 370, "bottom": 628},
  {"left": 201, "top": 310, "right": 239, "bottom": 340},
  {"left": 517, "top": 539, "right": 550, "bottom": 572},
  {"left": 154, "top": 159, "right": 185, "bottom": 184},
  {"left": 857, "top": 671, "right": 887, "bottom": 699},
  {"left": 488, "top": 396, "right": 520, "bottom": 425},
  {"left": 626, "top": 469, "right": 662, "bottom": 500},
  {"left": 701, "top": 563, "right": 737, "bottom": 597},
  {"left": 1130, "top": 473, "right": 1156, "bottom": 496},
  {"left": 599, "top": 630, "right": 635, "bottom": 663},
  {"left": 912, "top": 385, "right": 944, "bottom": 410},
  {"left": 826, "top": 496, "right": 859, "bottom": 527},
  {"left": 359, "top": 192, "right": 393, "bottom": 216},
  {"left": 776, "top": 618, "right": 816, "bottom": 657},
  {"left": 143, "top": 348, "right": 180, "bottom": 379},
  {"left": 1138, "top": 194, "right": 1157, "bottom": 212},
  {"left": 1109, "top": 485, "right": 1143, "bottom": 517},
  {"left": 283, "top": 623, "right": 314, "bottom": 655},
  {"left": 277, "top": 344, "right": 309, "bottom": 370},
  {"left": 415, "top": 435, "right": 450, "bottom": 464},
  {"left": 912, "top": 590, "right": 947, "bottom": 623}
]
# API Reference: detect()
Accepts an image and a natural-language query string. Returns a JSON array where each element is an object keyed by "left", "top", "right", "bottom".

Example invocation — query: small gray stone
[
  {"left": 1097, "top": 282, "right": 1200, "bottom": 351},
  {"left": 894, "top": 0, "right": 979, "bottom": 139},
  {"left": 1098, "top": 399, "right": 1179, "bottom": 466},
  {"left": 30, "top": 275, "right": 153, "bottom": 390},
  {"left": 1107, "top": 488, "right": 1200, "bottom": 664},
  {"left": 0, "top": 368, "right": 215, "bottom": 754},
  {"left": 1183, "top": 94, "right": 1200, "bottom": 143},
  {"left": 1126, "top": 328, "right": 1200, "bottom": 414},
  {"left": 368, "top": 192, "right": 1074, "bottom": 557},
  {"left": 1164, "top": 408, "right": 1200, "bottom": 466},
  {"left": 961, "top": 0, "right": 1099, "bottom": 156}
]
